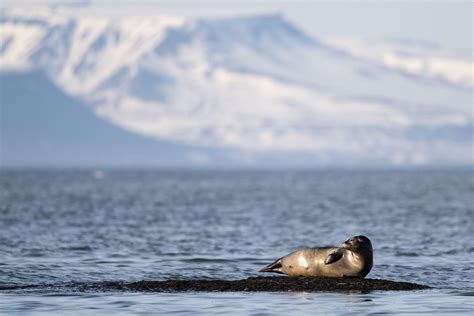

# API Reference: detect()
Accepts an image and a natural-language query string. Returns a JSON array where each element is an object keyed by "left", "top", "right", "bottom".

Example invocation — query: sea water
[{"left": 0, "top": 169, "right": 473, "bottom": 314}]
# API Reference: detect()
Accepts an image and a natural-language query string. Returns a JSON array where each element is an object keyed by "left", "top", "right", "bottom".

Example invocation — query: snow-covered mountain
[{"left": 1, "top": 6, "right": 472, "bottom": 165}]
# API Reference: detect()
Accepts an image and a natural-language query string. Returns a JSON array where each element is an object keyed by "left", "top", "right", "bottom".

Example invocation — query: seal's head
[
  {"left": 342, "top": 235, "right": 372, "bottom": 253},
  {"left": 341, "top": 235, "right": 373, "bottom": 277}
]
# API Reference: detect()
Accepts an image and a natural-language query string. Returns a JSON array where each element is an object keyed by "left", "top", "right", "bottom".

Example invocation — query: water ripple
[{"left": 0, "top": 169, "right": 472, "bottom": 313}]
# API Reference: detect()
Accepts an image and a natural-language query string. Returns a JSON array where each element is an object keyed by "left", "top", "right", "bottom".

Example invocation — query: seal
[{"left": 260, "top": 235, "right": 373, "bottom": 278}]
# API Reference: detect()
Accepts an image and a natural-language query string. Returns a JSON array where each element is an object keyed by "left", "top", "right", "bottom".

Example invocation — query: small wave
[
  {"left": 395, "top": 252, "right": 420, "bottom": 257},
  {"left": 60, "top": 246, "right": 94, "bottom": 251},
  {"left": 0, "top": 284, "right": 43, "bottom": 291},
  {"left": 454, "top": 291, "right": 474, "bottom": 297},
  {"left": 182, "top": 258, "right": 235, "bottom": 263},
  {"left": 181, "top": 257, "right": 263, "bottom": 263}
]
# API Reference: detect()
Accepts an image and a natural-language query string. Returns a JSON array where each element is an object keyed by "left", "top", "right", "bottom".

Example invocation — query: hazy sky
[{"left": 3, "top": 0, "right": 473, "bottom": 58}]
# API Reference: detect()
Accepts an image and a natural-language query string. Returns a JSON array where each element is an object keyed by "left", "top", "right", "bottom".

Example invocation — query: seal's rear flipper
[{"left": 260, "top": 258, "right": 284, "bottom": 273}]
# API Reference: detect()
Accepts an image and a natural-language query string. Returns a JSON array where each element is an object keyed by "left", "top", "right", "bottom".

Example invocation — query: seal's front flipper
[
  {"left": 324, "top": 248, "right": 344, "bottom": 265},
  {"left": 260, "top": 258, "right": 284, "bottom": 273}
]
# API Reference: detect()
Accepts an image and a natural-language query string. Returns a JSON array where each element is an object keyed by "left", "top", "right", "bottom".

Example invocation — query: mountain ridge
[{"left": 1, "top": 8, "right": 472, "bottom": 166}]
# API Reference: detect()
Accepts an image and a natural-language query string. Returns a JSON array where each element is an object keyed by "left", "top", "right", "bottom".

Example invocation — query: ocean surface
[{"left": 0, "top": 169, "right": 473, "bottom": 314}]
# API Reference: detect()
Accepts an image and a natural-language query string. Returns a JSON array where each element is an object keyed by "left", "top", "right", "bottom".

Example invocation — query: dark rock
[
  {"left": 76, "top": 276, "right": 430, "bottom": 293},
  {"left": 2, "top": 277, "right": 430, "bottom": 293}
]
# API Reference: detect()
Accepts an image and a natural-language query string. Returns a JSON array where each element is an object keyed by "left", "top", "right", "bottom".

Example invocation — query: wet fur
[{"left": 260, "top": 236, "right": 373, "bottom": 278}]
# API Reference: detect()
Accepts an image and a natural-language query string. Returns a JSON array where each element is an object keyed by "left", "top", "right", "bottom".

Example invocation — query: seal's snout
[
  {"left": 342, "top": 240, "right": 353, "bottom": 249},
  {"left": 342, "top": 237, "right": 355, "bottom": 249}
]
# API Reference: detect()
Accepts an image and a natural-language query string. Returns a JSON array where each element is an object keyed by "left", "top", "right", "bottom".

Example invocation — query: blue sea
[{"left": 0, "top": 169, "right": 473, "bottom": 314}]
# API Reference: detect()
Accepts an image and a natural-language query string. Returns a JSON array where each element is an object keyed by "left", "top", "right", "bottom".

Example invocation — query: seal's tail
[{"left": 259, "top": 258, "right": 284, "bottom": 274}]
